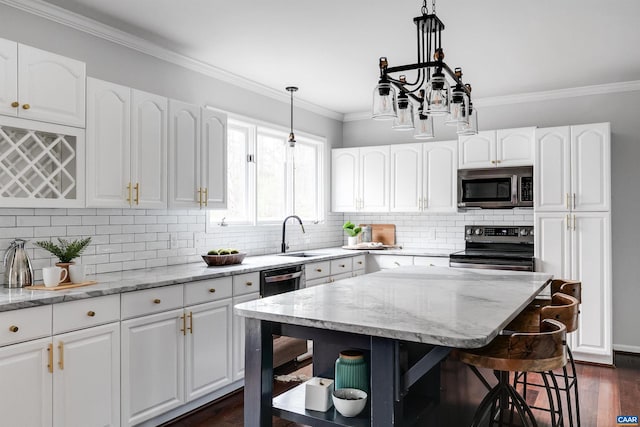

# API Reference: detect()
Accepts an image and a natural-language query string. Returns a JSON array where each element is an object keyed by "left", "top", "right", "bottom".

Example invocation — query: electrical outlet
[{"left": 170, "top": 233, "right": 178, "bottom": 249}]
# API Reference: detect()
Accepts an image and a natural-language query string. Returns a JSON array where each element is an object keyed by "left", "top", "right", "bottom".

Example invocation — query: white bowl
[{"left": 332, "top": 388, "right": 367, "bottom": 417}]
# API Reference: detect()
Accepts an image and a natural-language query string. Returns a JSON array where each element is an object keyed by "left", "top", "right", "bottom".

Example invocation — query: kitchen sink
[{"left": 278, "top": 252, "right": 322, "bottom": 258}]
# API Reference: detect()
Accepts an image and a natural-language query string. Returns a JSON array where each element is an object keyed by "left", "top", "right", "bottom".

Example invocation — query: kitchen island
[{"left": 234, "top": 266, "right": 553, "bottom": 426}]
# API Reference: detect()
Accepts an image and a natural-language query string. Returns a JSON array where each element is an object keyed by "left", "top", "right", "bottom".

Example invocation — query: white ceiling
[{"left": 40, "top": 0, "right": 640, "bottom": 116}]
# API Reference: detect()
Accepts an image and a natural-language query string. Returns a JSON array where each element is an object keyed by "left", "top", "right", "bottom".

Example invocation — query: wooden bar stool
[
  {"left": 512, "top": 282, "right": 582, "bottom": 427},
  {"left": 458, "top": 319, "right": 567, "bottom": 427}
]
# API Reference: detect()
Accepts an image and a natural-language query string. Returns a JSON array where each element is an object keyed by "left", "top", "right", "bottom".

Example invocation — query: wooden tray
[
  {"left": 342, "top": 244, "right": 402, "bottom": 250},
  {"left": 25, "top": 280, "right": 98, "bottom": 291}
]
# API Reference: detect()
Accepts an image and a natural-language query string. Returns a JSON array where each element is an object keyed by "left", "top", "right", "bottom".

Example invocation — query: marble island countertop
[{"left": 235, "top": 266, "right": 552, "bottom": 349}]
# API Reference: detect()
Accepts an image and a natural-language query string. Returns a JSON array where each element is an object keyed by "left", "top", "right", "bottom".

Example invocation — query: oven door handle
[
  {"left": 449, "top": 261, "right": 533, "bottom": 272},
  {"left": 264, "top": 271, "right": 303, "bottom": 283}
]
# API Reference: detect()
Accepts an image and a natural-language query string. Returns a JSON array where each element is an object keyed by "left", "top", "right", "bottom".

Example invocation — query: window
[{"left": 209, "top": 115, "right": 325, "bottom": 226}]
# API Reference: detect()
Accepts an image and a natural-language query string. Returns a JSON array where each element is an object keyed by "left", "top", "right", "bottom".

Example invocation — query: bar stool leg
[{"left": 566, "top": 346, "right": 581, "bottom": 427}]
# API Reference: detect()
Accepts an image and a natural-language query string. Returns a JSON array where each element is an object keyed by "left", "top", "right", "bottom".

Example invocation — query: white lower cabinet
[
  {"left": 535, "top": 212, "right": 612, "bottom": 364},
  {"left": 232, "top": 292, "right": 260, "bottom": 381},
  {"left": 304, "top": 256, "right": 363, "bottom": 287},
  {"left": 0, "top": 336, "right": 52, "bottom": 427}
]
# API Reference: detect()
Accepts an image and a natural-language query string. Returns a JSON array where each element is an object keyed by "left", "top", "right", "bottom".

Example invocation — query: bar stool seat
[{"left": 458, "top": 319, "right": 567, "bottom": 427}]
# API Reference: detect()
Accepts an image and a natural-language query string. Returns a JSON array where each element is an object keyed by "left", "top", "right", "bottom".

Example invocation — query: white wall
[{"left": 343, "top": 90, "right": 640, "bottom": 352}]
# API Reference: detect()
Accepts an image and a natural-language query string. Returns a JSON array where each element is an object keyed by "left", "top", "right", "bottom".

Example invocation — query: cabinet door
[
  {"left": 185, "top": 300, "right": 233, "bottom": 401},
  {"left": 535, "top": 126, "right": 571, "bottom": 212},
  {"left": 571, "top": 123, "right": 610, "bottom": 212},
  {"left": 331, "top": 148, "right": 359, "bottom": 212},
  {"left": 18, "top": 44, "right": 85, "bottom": 127},
  {"left": 86, "top": 78, "right": 131, "bottom": 208},
  {"left": 121, "top": 309, "right": 184, "bottom": 427},
  {"left": 360, "top": 146, "right": 389, "bottom": 212},
  {"left": 389, "top": 143, "right": 422, "bottom": 212},
  {"left": 0, "top": 38, "right": 17, "bottom": 117},
  {"left": 232, "top": 292, "right": 260, "bottom": 381},
  {"left": 571, "top": 212, "right": 612, "bottom": 364},
  {"left": 423, "top": 140, "right": 457, "bottom": 212},
  {"left": 0, "top": 337, "right": 52, "bottom": 427},
  {"left": 169, "top": 100, "right": 201, "bottom": 208},
  {"left": 132, "top": 89, "right": 168, "bottom": 209},
  {"left": 53, "top": 323, "right": 120, "bottom": 427},
  {"left": 534, "top": 213, "right": 571, "bottom": 278},
  {"left": 201, "top": 108, "right": 227, "bottom": 209},
  {"left": 458, "top": 130, "right": 496, "bottom": 169},
  {"left": 496, "top": 127, "right": 535, "bottom": 167}
]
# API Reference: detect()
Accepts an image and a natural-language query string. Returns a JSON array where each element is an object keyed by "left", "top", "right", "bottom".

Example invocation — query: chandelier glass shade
[
  {"left": 372, "top": 0, "right": 478, "bottom": 139},
  {"left": 286, "top": 86, "right": 298, "bottom": 147}
]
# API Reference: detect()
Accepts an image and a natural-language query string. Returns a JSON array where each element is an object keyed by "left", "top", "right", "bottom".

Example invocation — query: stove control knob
[
  {"left": 520, "top": 229, "right": 528, "bottom": 236},
  {"left": 466, "top": 228, "right": 473, "bottom": 235},
  {"left": 528, "top": 229, "right": 534, "bottom": 237},
  {"left": 474, "top": 228, "right": 483, "bottom": 235}
]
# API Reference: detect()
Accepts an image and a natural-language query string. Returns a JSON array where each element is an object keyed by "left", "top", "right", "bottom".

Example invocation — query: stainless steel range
[{"left": 449, "top": 225, "right": 535, "bottom": 271}]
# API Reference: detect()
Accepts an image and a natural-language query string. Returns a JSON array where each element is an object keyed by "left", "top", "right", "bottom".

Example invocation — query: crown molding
[
  {"left": 0, "top": 0, "right": 344, "bottom": 122},
  {"left": 343, "top": 80, "right": 640, "bottom": 122}
]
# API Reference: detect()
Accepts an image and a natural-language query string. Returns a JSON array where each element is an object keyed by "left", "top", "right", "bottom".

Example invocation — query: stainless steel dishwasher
[{"left": 260, "top": 264, "right": 303, "bottom": 297}]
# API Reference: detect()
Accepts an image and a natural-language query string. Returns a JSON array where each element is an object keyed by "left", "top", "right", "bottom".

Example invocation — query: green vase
[{"left": 334, "top": 350, "right": 368, "bottom": 393}]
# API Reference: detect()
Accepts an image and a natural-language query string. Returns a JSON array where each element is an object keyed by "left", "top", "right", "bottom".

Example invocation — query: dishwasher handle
[{"left": 264, "top": 271, "right": 303, "bottom": 283}]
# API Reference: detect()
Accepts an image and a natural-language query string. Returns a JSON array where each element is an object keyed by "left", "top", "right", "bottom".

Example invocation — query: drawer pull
[
  {"left": 209, "top": 288, "right": 216, "bottom": 293},
  {"left": 9, "top": 325, "right": 19, "bottom": 333},
  {"left": 339, "top": 264, "right": 345, "bottom": 268},
  {"left": 11, "top": 101, "right": 19, "bottom": 108},
  {"left": 357, "top": 261, "right": 363, "bottom": 265},
  {"left": 316, "top": 268, "right": 323, "bottom": 272},
  {"left": 394, "top": 261, "right": 400, "bottom": 266},
  {"left": 153, "top": 298, "right": 162, "bottom": 304},
  {"left": 188, "top": 311, "right": 193, "bottom": 334},
  {"left": 246, "top": 281, "right": 253, "bottom": 286},
  {"left": 22, "top": 103, "right": 30, "bottom": 110},
  {"left": 87, "top": 311, "right": 96, "bottom": 317}
]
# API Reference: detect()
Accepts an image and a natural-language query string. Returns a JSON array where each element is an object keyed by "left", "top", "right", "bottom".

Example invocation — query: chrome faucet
[{"left": 281, "top": 215, "right": 305, "bottom": 253}]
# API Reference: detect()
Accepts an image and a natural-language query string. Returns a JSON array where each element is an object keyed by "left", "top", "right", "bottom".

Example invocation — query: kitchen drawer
[
  {"left": 330, "top": 258, "right": 353, "bottom": 275},
  {"left": 305, "top": 277, "right": 331, "bottom": 288},
  {"left": 185, "top": 276, "right": 233, "bottom": 306},
  {"left": 233, "top": 272, "right": 260, "bottom": 297},
  {"left": 413, "top": 256, "right": 449, "bottom": 267},
  {"left": 53, "top": 294, "right": 120, "bottom": 334},
  {"left": 305, "top": 261, "right": 331, "bottom": 280},
  {"left": 352, "top": 255, "right": 366, "bottom": 272},
  {"left": 0, "top": 305, "right": 52, "bottom": 347},
  {"left": 352, "top": 269, "right": 366, "bottom": 277},
  {"left": 121, "top": 284, "right": 184, "bottom": 319},
  {"left": 329, "top": 272, "right": 352, "bottom": 283},
  {"left": 370, "top": 254, "right": 413, "bottom": 270}
]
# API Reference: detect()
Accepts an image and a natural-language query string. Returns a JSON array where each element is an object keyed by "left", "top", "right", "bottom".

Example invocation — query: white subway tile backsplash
[
  {"left": 17, "top": 216, "right": 51, "bottom": 227},
  {"left": 109, "top": 216, "right": 134, "bottom": 225},
  {"left": 95, "top": 225, "right": 123, "bottom": 235},
  {"left": 67, "top": 226, "right": 96, "bottom": 236},
  {"left": 51, "top": 216, "right": 82, "bottom": 226},
  {"left": 32, "top": 227, "right": 65, "bottom": 238}
]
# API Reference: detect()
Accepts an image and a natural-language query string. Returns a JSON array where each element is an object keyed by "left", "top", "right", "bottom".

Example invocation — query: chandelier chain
[{"left": 432, "top": 0, "right": 436, "bottom": 15}]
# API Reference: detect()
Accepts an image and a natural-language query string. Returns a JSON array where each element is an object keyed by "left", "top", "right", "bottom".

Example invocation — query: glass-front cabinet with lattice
[{"left": 0, "top": 116, "right": 85, "bottom": 207}]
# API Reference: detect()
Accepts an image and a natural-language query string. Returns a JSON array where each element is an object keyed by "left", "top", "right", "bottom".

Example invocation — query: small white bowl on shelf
[{"left": 332, "top": 388, "right": 367, "bottom": 417}]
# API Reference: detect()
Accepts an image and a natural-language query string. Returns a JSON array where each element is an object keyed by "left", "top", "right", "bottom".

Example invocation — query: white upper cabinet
[
  {"left": 389, "top": 141, "right": 457, "bottom": 212},
  {"left": 331, "top": 146, "right": 389, "bottom": 212},
  {"left": 86, "top": 78, "right": 168, "bottom": 209},
  {"left": 200, "top": 108, "right": 227, "bottom": 209},
  {"left": 459, "top": 127, "right": 535, "bottom": 169},
  {"left": 0, "top": 38, "right": 86, "bottom": 127},
  {"left": 535, "top": 123, "right": 610, "bottom": 212}
]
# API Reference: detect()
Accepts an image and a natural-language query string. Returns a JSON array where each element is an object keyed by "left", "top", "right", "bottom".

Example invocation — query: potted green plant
[
  {"left": 343, "top": 221, "right": 362, "bottom": 247},
  {"left": 34, "top": 237, "right": 91, "bottom": 283}
]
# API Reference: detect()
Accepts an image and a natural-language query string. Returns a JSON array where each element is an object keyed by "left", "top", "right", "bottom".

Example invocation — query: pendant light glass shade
[
  {"left": 372, "top": 81, "right": 397, "bottom": 120},
  {"left": 445, "top": 85, "right": 468, "bottom": 126},
  {"left": 414, "top": 110, "right": 435, "bottom": 139},
  {"left": 457, "top": 102, "right": 478, "bottom": 135},
  {"left": 424, "top": 72, "right": 449, "bottom": 116},
  {"left": 392, "top": 92, "right": 414, "bottom": 130}
]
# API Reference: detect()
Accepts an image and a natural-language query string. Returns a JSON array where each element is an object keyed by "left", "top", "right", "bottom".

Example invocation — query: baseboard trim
[{"left": 613, "top": 344, "right": 640, "bottom": 354}]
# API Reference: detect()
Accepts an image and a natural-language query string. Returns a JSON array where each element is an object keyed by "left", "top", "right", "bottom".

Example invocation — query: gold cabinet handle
[
  {"left": 153, "top": 298, "right": 161, "bottom": 304},
  {"left": 58, "top": 342, "right": 64, "bottom": 370},
  {"left": 566, "top": 214, "right": 570, "bottom": 230},
  {"left": 203, "top": 188, "right": 208, "bottom": 207},
  {"left": 87, "top": 311, "right": 96, "bottom": 317},
  {"left": 209, "top": 288, "right": 216, "bottom": 293},
  {"left": 572, "top": 193, "right": 576, "bottom": 210},
  {"left": 246, "top": 281, "right": 253, "bottom": 287},
  {"left": 188, "top": 311, "right": 193, "bottom": 334},
  {"left": 134, "top": 183, "right": 140, "bottom": 205},
  {"left": 11, "top": 101, "right": 19, "bottom": 108},
  {"left": 573, "top": 214, "right": 576, "bottom": 231},
  {"left": 47, "top": 343, "right": 53, "bottom": 373},
  {"left": 22, "top": 103, "right": 30, "bottom": 110},
  {"left": 180, "top": 314, "right": 186, "bottom": 335},
  {"left": 566, "top": 193, "right": 570, "bottom": 209},
  {"left": 197, "top": 188, "right": 203, "bottom": 207},
  {"left": 127, "top": 182, "right": 133, "bottom": 204},
  {"left": 9, "top": 325, "right": 19, "bottom": 333}
]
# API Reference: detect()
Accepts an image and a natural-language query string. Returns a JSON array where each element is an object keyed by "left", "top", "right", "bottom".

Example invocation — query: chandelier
[
  {"left": 286, "top": 86, "right": 298, "bottom": 147},
  {"left": 372, "top": 0, "right": 478, "bottom": 139}
]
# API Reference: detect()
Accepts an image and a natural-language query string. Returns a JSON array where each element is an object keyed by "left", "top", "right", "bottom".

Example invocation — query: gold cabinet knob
[
  {"left": 357, "top": 261, "right": 363, "bottom": 265},
  {"left": 9, "top": 325, "right": 19, "bottom": 333},
  {"left": 153, "top": 298, "right": 161, "bottom": 304},
  {"left": 209, "top": 288, "right": 216, "bottom": 293},
  {"left": 11, "top": 101, "right": 19, "bottom": 108},
  {"left": 22, "top": 103, "right": 30, "bottom": 110},
  {"left": 87, "top": 311, "right": 96, "bottom": 317},
  {"left": 316, "top": 268, "right": 322, "bottom": 272},
  {"left": 246, "top": 281, "right": 253, "bottom": 286}
]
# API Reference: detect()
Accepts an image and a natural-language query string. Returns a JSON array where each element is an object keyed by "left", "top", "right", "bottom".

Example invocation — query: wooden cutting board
[
  {"left": 25, "top": 280, "right": 98, "bottom": 291},
  {"left": 363, "top": 224, "right": 396, "bottom": 245}
]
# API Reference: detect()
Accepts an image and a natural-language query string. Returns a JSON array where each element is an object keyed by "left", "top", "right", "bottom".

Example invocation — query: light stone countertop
[{"left": 234, "top": 265, "right": 552, "bottom": 349}]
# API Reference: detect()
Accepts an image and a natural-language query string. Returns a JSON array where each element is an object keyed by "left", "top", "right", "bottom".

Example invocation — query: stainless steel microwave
[{"left": 457, "top": 166, "right": 533, "bottom": 209}]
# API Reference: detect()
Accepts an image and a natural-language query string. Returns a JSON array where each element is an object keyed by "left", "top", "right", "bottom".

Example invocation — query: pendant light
[
  {"left": 372, "top": 0, "right": 478, "bottom": 138},
  {"left": 286, "top": 86, "right": 298, "bottom": 147}
]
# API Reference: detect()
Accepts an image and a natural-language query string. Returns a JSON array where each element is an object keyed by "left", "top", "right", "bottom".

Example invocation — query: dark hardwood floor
[{"left": 163, "top": 353, "right": 640, "bottom": 427}]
